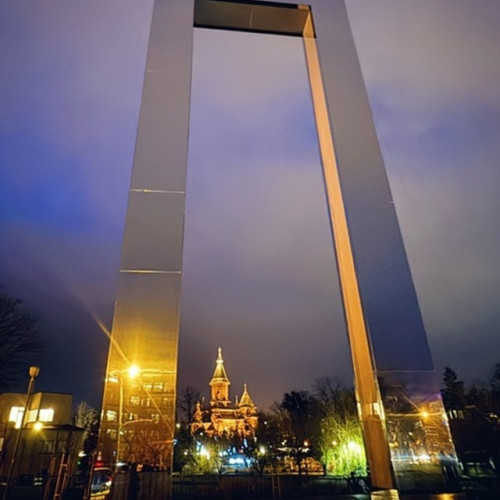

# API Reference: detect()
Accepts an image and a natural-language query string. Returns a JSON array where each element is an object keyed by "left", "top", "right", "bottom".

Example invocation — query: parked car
[{"left": 91, "top": 467, "right": 113, "bottom": 495}]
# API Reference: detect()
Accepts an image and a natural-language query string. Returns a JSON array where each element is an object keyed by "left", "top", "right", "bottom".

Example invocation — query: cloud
[
  {"left": 347, "top": 0, "right": 500, "bottom": 111},
  {"left": 0, "top": 0, "right": 153, "bottom": 231},
  {"left": 192, "top": 29, "right": 309, "bottom": 112}
]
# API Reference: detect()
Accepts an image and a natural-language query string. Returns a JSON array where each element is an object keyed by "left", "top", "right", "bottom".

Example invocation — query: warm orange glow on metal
[
  {"left": 302, "top": 12, "right": 394, "bottom": 490},
  {"left": 119, "top": 270, "right": 181, "bottom": 274}
]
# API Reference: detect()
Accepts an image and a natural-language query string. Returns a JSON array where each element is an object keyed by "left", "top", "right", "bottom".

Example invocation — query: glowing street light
[{"left": 3, "top": 366, "right": 40, "bottom": 500}]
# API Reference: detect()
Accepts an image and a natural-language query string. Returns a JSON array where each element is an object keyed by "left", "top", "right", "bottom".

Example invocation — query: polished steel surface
[{"left": 99, "top": 0, "right": 194, "bottom": 474}]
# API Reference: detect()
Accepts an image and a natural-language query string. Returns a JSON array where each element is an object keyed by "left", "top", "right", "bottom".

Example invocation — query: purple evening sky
[{"left": 1, "top": 1, "right": 500, "bottom": 410}]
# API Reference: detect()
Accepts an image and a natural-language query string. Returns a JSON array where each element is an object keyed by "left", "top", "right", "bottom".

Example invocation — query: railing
[
  {"left": 3, "top": 470, "right": 497, "bottom": 500},
  {"left": 105, "top": 472, "right": 369, "bottom": 500}
]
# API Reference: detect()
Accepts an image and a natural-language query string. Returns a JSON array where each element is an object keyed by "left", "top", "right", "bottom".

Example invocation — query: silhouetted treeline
[
  {"left": 0, "top": 287, "right": 43, "bottom": 391},
  {"left": 441, "top": 364, "right": 500, "bottom": 472}
]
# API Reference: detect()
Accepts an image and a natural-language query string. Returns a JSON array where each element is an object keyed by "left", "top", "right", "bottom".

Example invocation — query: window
[
  {"left": 106, "top": 410, "right": 117, "bottom": 422},
  {"left": 161, "top": 398, "right": 174, "bottom": 410},
  {"left": 42, "top": 440, "right": 66, "bottom": 454},
  {"left": 130, "top": 396, "right": 140, "bottom": 406},
  {"left": 39, "top": 408, "right": 54, "bottom": 422},
  {"left": 8, "top": 407, "right": 24, "bottom": 428},
  {"left": 107, "top": 429, "right": 117, "bottom": 440},
  {"left": 42, "top": 441, "right": 56, "bottom": 454}
]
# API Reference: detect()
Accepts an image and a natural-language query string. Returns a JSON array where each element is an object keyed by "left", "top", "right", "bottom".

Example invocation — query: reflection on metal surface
[
  {"left": 194, "top": 0, "right": 312, "bottom": 36},
  {"left": 119, "top": 270, "right": 182, "bottom": 274},
  {"left": 130, "top": 189, "right": 186, "bottom": 194},
  {"left": 380, "top": 371, "right": 458, "bottom": 491},
  {"left": 101, "top": 365, "right": 177, "bottom": 469},
  {"left": 302, "top": 12, "right": 392, "bottom": 489}
]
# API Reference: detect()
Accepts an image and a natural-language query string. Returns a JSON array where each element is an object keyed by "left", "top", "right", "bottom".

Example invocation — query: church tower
[
  {"left": 210, "top": 348, "right": 231, "bottom": 407},
  {"left": 191, "top": 347, "right": 258, "bottom": 438},
  {"left": 238, "top": 383, "right": 254, "bottom": 408},
  {"left": 238, "top": 383, "right": 258, "bottom": 430}
]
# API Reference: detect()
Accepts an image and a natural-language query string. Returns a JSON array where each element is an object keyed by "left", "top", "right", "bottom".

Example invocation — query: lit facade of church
[{"left": 191, "top": 348, "right": 258, "bottom": 437}]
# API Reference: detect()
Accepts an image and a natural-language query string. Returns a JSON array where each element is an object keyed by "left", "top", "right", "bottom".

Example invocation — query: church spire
[
  {"left": 210, "top": 347, "right": 231, "bottom": 406},
  {"left": 238, "top": 383, "right": 255, "bottom": 408}
]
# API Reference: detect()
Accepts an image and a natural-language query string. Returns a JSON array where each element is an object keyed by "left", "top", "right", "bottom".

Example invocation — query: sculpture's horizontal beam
[{"left": 194, "top": 0, "right": 313, "bottom": 37}]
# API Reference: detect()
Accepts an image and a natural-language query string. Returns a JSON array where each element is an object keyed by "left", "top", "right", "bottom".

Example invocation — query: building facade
[
  {"left": 0, "top": 392, "right": 83, "bottom": 486},
  {"left": 191, "top": 349, "right": 258, "bottom": 438}
]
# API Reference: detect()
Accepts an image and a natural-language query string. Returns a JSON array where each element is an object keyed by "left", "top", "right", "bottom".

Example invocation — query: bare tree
[
  {"left": 175, "top": 385, "right": 201, "bottom": 466},
  {"left": 441, "top": 367, "right": 466, "bottom": 411},
  {"left": 73, "top": 401, "right": 99, "bottom": 455},
  {"left": 489, "top": 363, "right": 500, "bottom": 413},
  {"left": 280, "top": 391, "right": 317, "bottom": 475},
  {"left": 122, "top": 421, "right": 168, "bottom": 468},
  {"left": 177, "top": 385, "right": 201, "bottom": 425},
  {"left": 313, "top": 377, "right": 357, "bottom": 420},
  {"left": 0, "top": 288, "right": 43, "bottom": 391}
]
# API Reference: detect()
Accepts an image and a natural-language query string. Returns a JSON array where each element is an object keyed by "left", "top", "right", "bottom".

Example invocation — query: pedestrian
[{"left": 128, "top": 463, "right": 140, "bottom": 500}]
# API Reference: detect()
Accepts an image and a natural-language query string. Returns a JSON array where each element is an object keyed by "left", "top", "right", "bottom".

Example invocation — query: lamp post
[
  {"left": 2, "top": 366, "right": 40, "bottom": 500},
  {"left": 115, "top": 373, "right": 124, "bottom": 468},
  {"left": 113, "top": 365, "right": 140, "bottom": 468}
]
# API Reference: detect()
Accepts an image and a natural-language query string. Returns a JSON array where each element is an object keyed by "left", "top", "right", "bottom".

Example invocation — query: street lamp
[
  {"left": 2, "top": 366, "right": 40, "bottom": 500},
  {"left": 33, "top": 421, "right": 43, "bottom": 432}
]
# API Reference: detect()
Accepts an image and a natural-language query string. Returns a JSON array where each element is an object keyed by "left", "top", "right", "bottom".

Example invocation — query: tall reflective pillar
[
  {"left": 299, "top": 0, "right": 458, "bottom": 492},
  {"left": 98, "top": 0, "right": 194, "bottom": 475}
]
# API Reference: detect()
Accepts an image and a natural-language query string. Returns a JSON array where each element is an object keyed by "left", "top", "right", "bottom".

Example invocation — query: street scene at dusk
[{"left": 1, "top": 1, "right": 500, "bottom": 499}]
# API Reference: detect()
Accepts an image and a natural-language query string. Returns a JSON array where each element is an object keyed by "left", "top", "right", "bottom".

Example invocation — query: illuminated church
[{"left": 191, "top": 348, "right": 258, "bottom": 437}]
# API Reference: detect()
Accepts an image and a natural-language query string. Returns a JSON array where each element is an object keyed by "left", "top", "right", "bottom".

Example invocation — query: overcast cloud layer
[{"left": 0, "top": 1, "right": 499, "bottom": 409}]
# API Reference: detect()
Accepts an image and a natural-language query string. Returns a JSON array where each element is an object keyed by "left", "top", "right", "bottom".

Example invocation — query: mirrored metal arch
[{"left": 99, "top": 0, "right": 457, "bottom": 494}]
